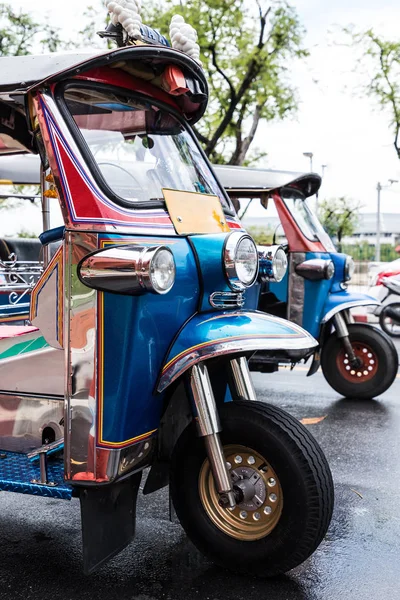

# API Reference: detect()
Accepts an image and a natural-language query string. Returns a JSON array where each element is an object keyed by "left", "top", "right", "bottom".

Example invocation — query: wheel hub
[
  {"left": 199, "top": 445, "right": 283, "bottom": 541},
  {"left": 337, "top": 342, "right": 378, "bottom": 383},
  {"left": 232, "top": 466, "right": 266, "bottom": 509}
]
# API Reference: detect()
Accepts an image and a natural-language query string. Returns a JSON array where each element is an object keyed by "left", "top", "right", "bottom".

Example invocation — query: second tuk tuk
[
  {"left": 0, "top": 16, "right": 333, "bottom": 577},
  {"left": 215, "top": 164, "right": 398, "bottom": 400}
]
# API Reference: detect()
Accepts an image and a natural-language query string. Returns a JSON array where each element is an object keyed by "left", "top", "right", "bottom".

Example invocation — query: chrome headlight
[
  {"left": 258, "top": 245, "right": 288, "bottom": 283},
  {"left": 78, "top": 245, "right": 175, "bottom": 295},
  {"left": 345, "top": 256, "right": 355, "bottom": 282},
  {"left": 296, "top": 258, "right": 335, "bottom": 281},
  {"left": 224, "top": 232, "right": 258, "bottom": 290}
]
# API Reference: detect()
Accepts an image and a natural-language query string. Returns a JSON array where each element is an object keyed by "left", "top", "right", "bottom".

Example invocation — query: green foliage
[
  {"left": 16, "top": 229, "right": 37, "bottom": 239},
  {"left": 342, "top": 242, "right": 399, "bottom": 263},
  {"left": 0, "top": 2, "right": 66, "bottom": 55},
  {"left": 145, "top": 0, "right": 307, "bottom": 164},
  {"left": 246, "top": 224, "right": 274, "bottom": 245},
  {"left": 318, "top": 196, "right": 360, "bottom": 251},
  {"left": 345, "top": 27, "right": 400, "bottom": 159}
]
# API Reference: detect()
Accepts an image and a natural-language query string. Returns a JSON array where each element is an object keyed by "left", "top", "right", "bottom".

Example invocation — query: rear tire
[
  {"left": 321, "top": 323, "right": 398, "bottom": 399},
  {"left": 379, "top": 303, "right": 400, "bottom": 337},
  {"left": 170, "top": 400, "right": 334, "bottom": 577}
]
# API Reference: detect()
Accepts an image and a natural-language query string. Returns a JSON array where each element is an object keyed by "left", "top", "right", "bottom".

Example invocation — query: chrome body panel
[
  {"left": 0, "top": 334, "right": 64, "bottom": 396},
  {"left": 0, "top": 392, "right": 63, "bottom": 453}
]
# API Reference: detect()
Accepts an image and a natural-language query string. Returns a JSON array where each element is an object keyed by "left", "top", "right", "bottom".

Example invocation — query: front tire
[
  {"left": 170, "top": 400, "right": 333, "bottom": 577},
  {"left": 321, "top": 323, "right": 398, "bottom": 399}
]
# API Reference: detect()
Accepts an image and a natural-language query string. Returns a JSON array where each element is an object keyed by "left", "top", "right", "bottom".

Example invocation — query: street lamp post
[
  {"left": 303, "top": 152, "right": 313, "bottom": 172},
  {"left": 375, "top": 179, "right": 398, "bottom": 262}
]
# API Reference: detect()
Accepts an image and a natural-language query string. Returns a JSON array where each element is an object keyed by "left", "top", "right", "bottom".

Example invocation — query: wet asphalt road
[{"left": 0, "top": 351, "right": 400, "bottom": 599}]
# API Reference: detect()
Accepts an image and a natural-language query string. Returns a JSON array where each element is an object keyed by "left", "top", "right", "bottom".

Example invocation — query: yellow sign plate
[{"left": 163, "top": 188, "right": 230, "bottom": 235}]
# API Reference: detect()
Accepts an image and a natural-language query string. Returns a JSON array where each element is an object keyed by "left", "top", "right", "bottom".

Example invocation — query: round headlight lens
[
  {"left": 150, "top": 248, "right": 176, "bottom": 294},
  {"left": 272, "top": 247, "right": 288, "bottom": 282},
  {"left": 345, "top": 256, "right": 355, "bottom": 281},
  {"left": 224, "top": 233, "right": 258, "bottom": 290},
  {"left": 236, "top": 237, "right": 258, "bottom": 285}
]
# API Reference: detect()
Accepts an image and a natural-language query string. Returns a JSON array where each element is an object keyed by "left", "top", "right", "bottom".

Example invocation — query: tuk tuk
[
  {"left": 0, "top": 21, "right": 334, "bottom": 577},
  {"left": 214, "top": 164, "right": 398, "bottom": 400}
]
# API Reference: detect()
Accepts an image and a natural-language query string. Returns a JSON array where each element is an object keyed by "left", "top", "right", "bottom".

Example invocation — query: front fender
[
  {"left": 321, "top": 291, "right": 380, "bottom": 324},
  {"left": 157, "top": 310, "right": 317, "bottom": 392}
]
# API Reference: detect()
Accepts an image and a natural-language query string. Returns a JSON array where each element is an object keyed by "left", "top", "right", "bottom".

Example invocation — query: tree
[
  {"left": 345, "top": 28, "right": 400, "bottom": 160},
  {"left": 0, "top": 2, "right": 68, "bottom": 56},
  {"left": 319, "top": 196, "right": 360, "bottom": 252},
  {"left": 146, "top": 0, "right": 308, "bottom": 165}
]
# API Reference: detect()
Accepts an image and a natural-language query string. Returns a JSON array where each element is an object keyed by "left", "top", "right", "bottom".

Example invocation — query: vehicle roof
[
  {"left": 0, "top": 46, "right": 206, "bottom": 98},
  {"left": 213, "top": 164, "right": 321, "bottom": 198},
  {"left": 0, "top": 45, "right": 208, "bottom": 155}
]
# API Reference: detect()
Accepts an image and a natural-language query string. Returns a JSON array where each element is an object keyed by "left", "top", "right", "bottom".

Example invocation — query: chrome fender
[
  {"left": 321, "top": 291, "right": 380, "bottom": 324},
  {"left": 157, "top": 310, "right": 317, "bottom": 392}
]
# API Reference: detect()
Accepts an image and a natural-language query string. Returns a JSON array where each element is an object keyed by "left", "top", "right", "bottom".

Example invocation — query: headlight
[
  {"left": 345, "top": 256, "right": 355, "bottom": 281},
  {"left": 224, "top": 232, "right": 258, "bottom": 290},
  {"left": 258, "top": 245, "right": 288, "bottom": 283},
  {"left": 78, "top": 244, "right": 176, "bottom": 295}
]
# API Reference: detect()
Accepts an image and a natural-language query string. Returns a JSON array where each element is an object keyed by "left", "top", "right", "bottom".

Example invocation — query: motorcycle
[
  {"left": 214, "top": 164, "right": 398, "bottom": 399},
  {"left": 372, "top": 275, "right": 400, "bottom": 337},
  {"left": 0, "top": 16, "right": 333, "bottom": 576}
]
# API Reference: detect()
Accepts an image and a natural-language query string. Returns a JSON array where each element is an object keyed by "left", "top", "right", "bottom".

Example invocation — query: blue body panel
[
  {"left": 322, "top": 290, "right": 379, "bottom": 321},
  {"left": 269, "top": 269, "right": 289, "bottom": 302},
  {"left": 165, "top": 310, "right": 311, "bottom": 361},
  {"left": 158, "top": 309, "right": 317, "bottom": 391},
  {"left": 100, "top": 235, "right": 199, "bottom": 445},
  {"left": 189, "top": 233, "right": 231, "bottom": 312}
]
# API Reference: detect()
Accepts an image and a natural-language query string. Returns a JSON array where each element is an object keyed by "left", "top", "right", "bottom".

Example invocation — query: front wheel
[
  {"left": 170, "top": 400, "right": 334, "bottom": 577},
  {"left": 321, "top": 323, "right": 398, "bottom": 399},
  {"left": 379, "top": 303, "right": 400, "bottom": 337}
]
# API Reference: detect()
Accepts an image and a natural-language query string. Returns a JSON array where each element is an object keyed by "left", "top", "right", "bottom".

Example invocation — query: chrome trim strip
[
  {"left": 322, "top": 300, "right": 380, "bottom": 324},
  {"left": 288, "top": 252, "right": 305, "bottom": 325},
  {"left": 158, "top": 334, "right": 318, "bottom": 393},
  {"left": 209, "top": 290, "right": 244, "bottom": 309}
]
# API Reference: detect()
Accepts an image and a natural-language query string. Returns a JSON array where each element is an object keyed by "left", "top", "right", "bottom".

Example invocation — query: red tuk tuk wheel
[
  {"left": 336, "top": 342, "right": 379, "bottom": 383},
  {"left": 321, "top": 323, "right": 398, "bottom": 399}
]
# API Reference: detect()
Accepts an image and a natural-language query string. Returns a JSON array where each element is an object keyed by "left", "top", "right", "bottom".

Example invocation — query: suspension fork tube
[
  {"left": 230, "top": 357, "right": 256, "bottom": 400},
  {"left": 333, "top": 312, "right": 358, "bottom": 365},
  {"left": 187, "top": 363, "right": 236, "bottom": 509}
]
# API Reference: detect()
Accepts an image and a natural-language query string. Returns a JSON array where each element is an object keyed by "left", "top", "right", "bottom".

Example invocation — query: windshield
[
  {"left": 63, "top": 86, "right": 229, "bottom": 210},
  {"left": 281, "top": 188, "right": 335, "bottom": 251}
]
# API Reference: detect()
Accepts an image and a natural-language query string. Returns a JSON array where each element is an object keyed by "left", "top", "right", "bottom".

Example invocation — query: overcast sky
[{"left": 2, "top": 0, "right": 400, "bottom": 233}]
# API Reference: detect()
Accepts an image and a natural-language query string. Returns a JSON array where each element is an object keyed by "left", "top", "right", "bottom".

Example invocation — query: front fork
[
  {"left": 333, "top": 311, "right": 361, "bottom": 368},
  {"left": 187, "top": 357, "right": 256, "bottom": 509}
]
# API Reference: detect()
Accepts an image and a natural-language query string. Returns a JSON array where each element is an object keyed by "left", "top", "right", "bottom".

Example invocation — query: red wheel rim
[{"left": 336, "top": 342, "right": 379, "bottom": 383}]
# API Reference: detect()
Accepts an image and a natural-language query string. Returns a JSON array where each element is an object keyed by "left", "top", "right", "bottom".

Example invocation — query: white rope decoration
[
  {"left": 169, "top": 14, "right": 201, "bottom": 64},
  {"left": 105, "top": 0, "right": 143, "bottom": 41}
]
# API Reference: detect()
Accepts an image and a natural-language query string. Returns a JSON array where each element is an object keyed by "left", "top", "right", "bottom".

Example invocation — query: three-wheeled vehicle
[
  {"left": 215, "top": 164, "right": 398, "bottom": 400},
  {"left": 0, "top": 27, "right": 333, "bottom": 576}
]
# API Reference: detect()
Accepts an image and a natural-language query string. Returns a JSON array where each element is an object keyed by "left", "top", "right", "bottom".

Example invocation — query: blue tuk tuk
[
  {"left": 215, "top": 164, "right": 398, "bottom": 399},
  {"left": 0, "top": 17, "right": 333, "bottom": 577}
]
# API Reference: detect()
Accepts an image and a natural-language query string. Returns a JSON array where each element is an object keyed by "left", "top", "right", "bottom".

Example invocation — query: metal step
[{"left": 0, "top": 450, "right": 72, "bottom": 500}]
